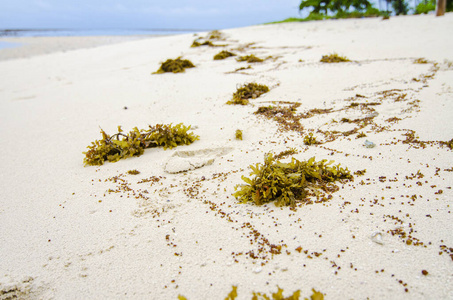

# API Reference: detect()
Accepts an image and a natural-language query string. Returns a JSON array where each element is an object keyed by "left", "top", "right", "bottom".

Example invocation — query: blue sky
[{"left": 0, "top": 0, "right": 304, "bottom": 30}]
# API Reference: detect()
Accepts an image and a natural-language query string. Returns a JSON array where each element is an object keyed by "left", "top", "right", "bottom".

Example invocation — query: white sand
[
  {"left": 0, "top": 35, "right": 154, "bottom": 61},
  {"left": 0, "top": 14, "right": 452, "bottom": 299}
]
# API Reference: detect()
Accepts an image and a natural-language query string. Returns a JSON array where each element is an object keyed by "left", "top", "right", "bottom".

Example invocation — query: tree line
[{"left": 298, "top": 0, "right": 452, "bottom": 18}]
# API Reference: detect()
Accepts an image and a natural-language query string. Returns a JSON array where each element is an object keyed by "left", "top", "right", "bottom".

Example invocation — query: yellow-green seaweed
[
  {"left": 83, "top": 123, "right": 199, "bottom": 166},
  {"left": 236, "top": 54, "right": 264, "bottom": 63},
  {"left": 234, "top": 153, "right": 352, "bottom": 206},
  {"left": 320, "top": 53, "right": 350, "bottom": 63},
  {"left": 178, "top": 286, "right": 324, "bottom": 300},
  {"left": 236, "top": 129, "right": 243, "bottom": 140},
  {"left": 227, "top": 83, "right": 270, "bottom": 105},
  {"left": 303, "top": 133, "right": 318, "bottom": 145},
  {"left": 154, "top": 57, "right": 195, "bottom": 74},
  {"left": 214, "top": 50, "right": 237, "bottom": 60}
]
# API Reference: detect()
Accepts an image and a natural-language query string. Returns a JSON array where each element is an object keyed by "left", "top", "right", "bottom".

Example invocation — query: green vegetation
[
  {"left": 191, "top": 40, "right": 214, "bottom": 47},
  {"left": 414, "top": 57, "right": 429, "bottom": 64},
  {"left": 227, "top": 83, "right": 270, "bottom": 105},
  {"left": 234, "top": 153, "right": 352, "bottom": 206},
  {"left": 154, "top": 57, "right": 195, "bottom": 74},
  {"left": 415, "top": 0, "right": 435, "bottom": 14},
  {"left": 320, "top": 53, "right": 350, "bottom": 63},
  {"left": 178, "top": 286, "right": 324, "bottom": 300},
  {"left": 214, "top": 50, "right": 237, "bottom": 60},
  {"left": 83, "top": 124, "right": 199, "bottom": 166},
  {"left": 304, "top": 133, "right": 319, "bottom": 145},
  {"left": 236, "top": 129, "right": 243, "bottom": 140},
  {"left": 236, "top": 54, "right": 264, "bottom": 63},
  {"left": 127, "top": 169, "right": 140, "bottom": 175},
  {"left": 191, "top": 30, "right": 225, "bottom": 47}
]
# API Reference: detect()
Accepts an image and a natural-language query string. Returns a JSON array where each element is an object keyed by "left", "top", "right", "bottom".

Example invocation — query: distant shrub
[{"left": 415, "top": 0, "right": 435, "bottom": 14}]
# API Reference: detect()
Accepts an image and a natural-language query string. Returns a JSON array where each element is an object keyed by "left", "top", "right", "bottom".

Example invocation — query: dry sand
[{"left": 0, "top": 14, "right": 452, "bottom": 299}]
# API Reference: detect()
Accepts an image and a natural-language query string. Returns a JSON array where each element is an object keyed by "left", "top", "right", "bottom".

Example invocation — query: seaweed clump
[
  {"left": 235, "top": 129, "right": 243, "bottom": 140},
  {"left": 178, "top": 286, "right": 324, "bottom": 300},
  {"left": 320, "top": 53, "right": 350, "bottom": 63},
  {"left": 154, "top": 57, "right": 195, "bottom": 74},
  {"left": 191, "top": 40, "right": 214, "bottom": 47},
  {"left": 234, "top": 153, "right": 352, "bottom": 207},
  {"left": 414, "top": 58, "right": 429, "bottom": 64},
  {"left": 304, "top": 133, "right": 319, "bottom": 145},
  {"left": 237, "top": 54, "right": 264, "bottom": 63},
  {"left": 227, "top": 83, "right": 270, "bottom": 105},
  {"left": 191, "top": 30, "right": 225, "bottom": 47},
  {"left": 83, "top": 124, "right": 199, "bottom": 166},
  {"left": 214, "top": 50, "right": 236, "bottom": 60}
]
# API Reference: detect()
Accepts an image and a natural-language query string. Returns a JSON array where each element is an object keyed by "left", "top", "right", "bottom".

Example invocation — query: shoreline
[{"left": 0, "top": 35, "right": 160, "bottom": 61}]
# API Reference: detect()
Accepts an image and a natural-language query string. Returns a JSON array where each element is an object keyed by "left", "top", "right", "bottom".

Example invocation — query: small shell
[
  {"left": 371, "top": 232, "right": 384, "bottom": 245},
  {"left": 364, "top": 140, "right": 376, "bottom": 148}
]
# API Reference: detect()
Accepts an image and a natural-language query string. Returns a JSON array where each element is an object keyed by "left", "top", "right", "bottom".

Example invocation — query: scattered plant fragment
[
  {"left": 304, "top": 133, "right": 319, "bottom": 145},
  {"left": 235, "top": 129, "right": 243, "bottom": 140},
  {"left": 127, "top": 169, "right": 140, "bottom": 175},
  {"left": 191, "top": 40, "right": 214, "bottom": 47},
  {"left": 414, "top": 58, "right": 429, "bottom": 64},
  {"left": 255, "top": 104, "right": 303, "bottom": 132},
  {"left": 214, "top": 50, "right": 236, "bottom": 60},
  {"left": 441, "top": 138, "right": 453, "bottom": 150},
  {"left": 154, "top": 57, "right": 195, "bottom": 74},
  {"left": 191, "top": 30, "right": 225, "bottom": 47},
  {"left": 234, "top": 153, "right": 352, "bottom": 207},
  {"left": 83, "top": 124, "right": 199, "bottom": 166},
  {"left": 178, "top": 286, "right": 324, "bottom": 300},
  {"left": 237, "top": 54, "right": 264, "bottom": 63},
  {"left": 227, "top": 83, "right": 270, "bottom": 105},
  {"left": 320, "top": 53, "right": 350, "bottom": 63}
]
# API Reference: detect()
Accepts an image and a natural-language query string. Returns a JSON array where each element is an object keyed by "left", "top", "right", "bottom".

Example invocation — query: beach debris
[
  {"left": 213, "top": 50, "right": 236, "bottom": 60},
  {"left": 320, "top": 53, "right": 350, "bottom": 63},
  {"left": 414, "top": 58, "right": 429, "bottom": 64},
  {"left": 83, "top": 124, "right": 199, "bottom": 166},
  {"left": 363, "top": 140, "right": 376, "bottom": 148},
  {"left": 153, "top": 57, "right": 195, "bottom": 74},
  {"left": 226, "top": 82, "right": 270, "bottom": 105},
  {"left": 234, "top": 153, "right": 352, "bottom": 207},
  {"left": 178, "top": 286, "right": 324, "bottom": 300},
  {"left": 441, "top": 138, "right": 453, "bottom": 149},
  {"left": 304, "top": 132, "right": 319, "bottom": 145},
  {"left": 164, "top": 147, "right": 233, "bottom": 174},
  {"left": 371, "top": 232, "right": 384, "bottom": 245},
  {"left": 421, "top": 270, "right": 429, "bottom": 276},
  {"left": 191, "top": 30, "right": 225, "bottom": 47},
  {"left": 236, "top": 54, "right": 264, "bottom": 63},
  {"left": 235, "top": 129, "right": 243, "bottom": 140},
  {"left": 191, "top": 40, "right": 214, "bottom": 47},
  {"left": 255, "top": 104, "right": 303, "bottom": 132}
]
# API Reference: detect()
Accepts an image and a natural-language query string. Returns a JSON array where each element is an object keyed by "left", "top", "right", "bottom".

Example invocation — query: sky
[{"left": 0, "top": 0, "right": 304, "bottom": 30}]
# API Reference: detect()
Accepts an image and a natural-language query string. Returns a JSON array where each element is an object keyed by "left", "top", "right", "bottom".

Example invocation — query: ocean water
[
  {"left": 0, "top": 28, "right": 203, "bottom": 37},
  {"left": 0, "top": 28, "right": 205, "bottom": 50}
]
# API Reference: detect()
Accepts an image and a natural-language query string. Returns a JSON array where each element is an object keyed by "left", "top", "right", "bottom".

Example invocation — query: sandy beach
[{"left": 0, "top": 13, "right": 452, "bottom": 299}]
